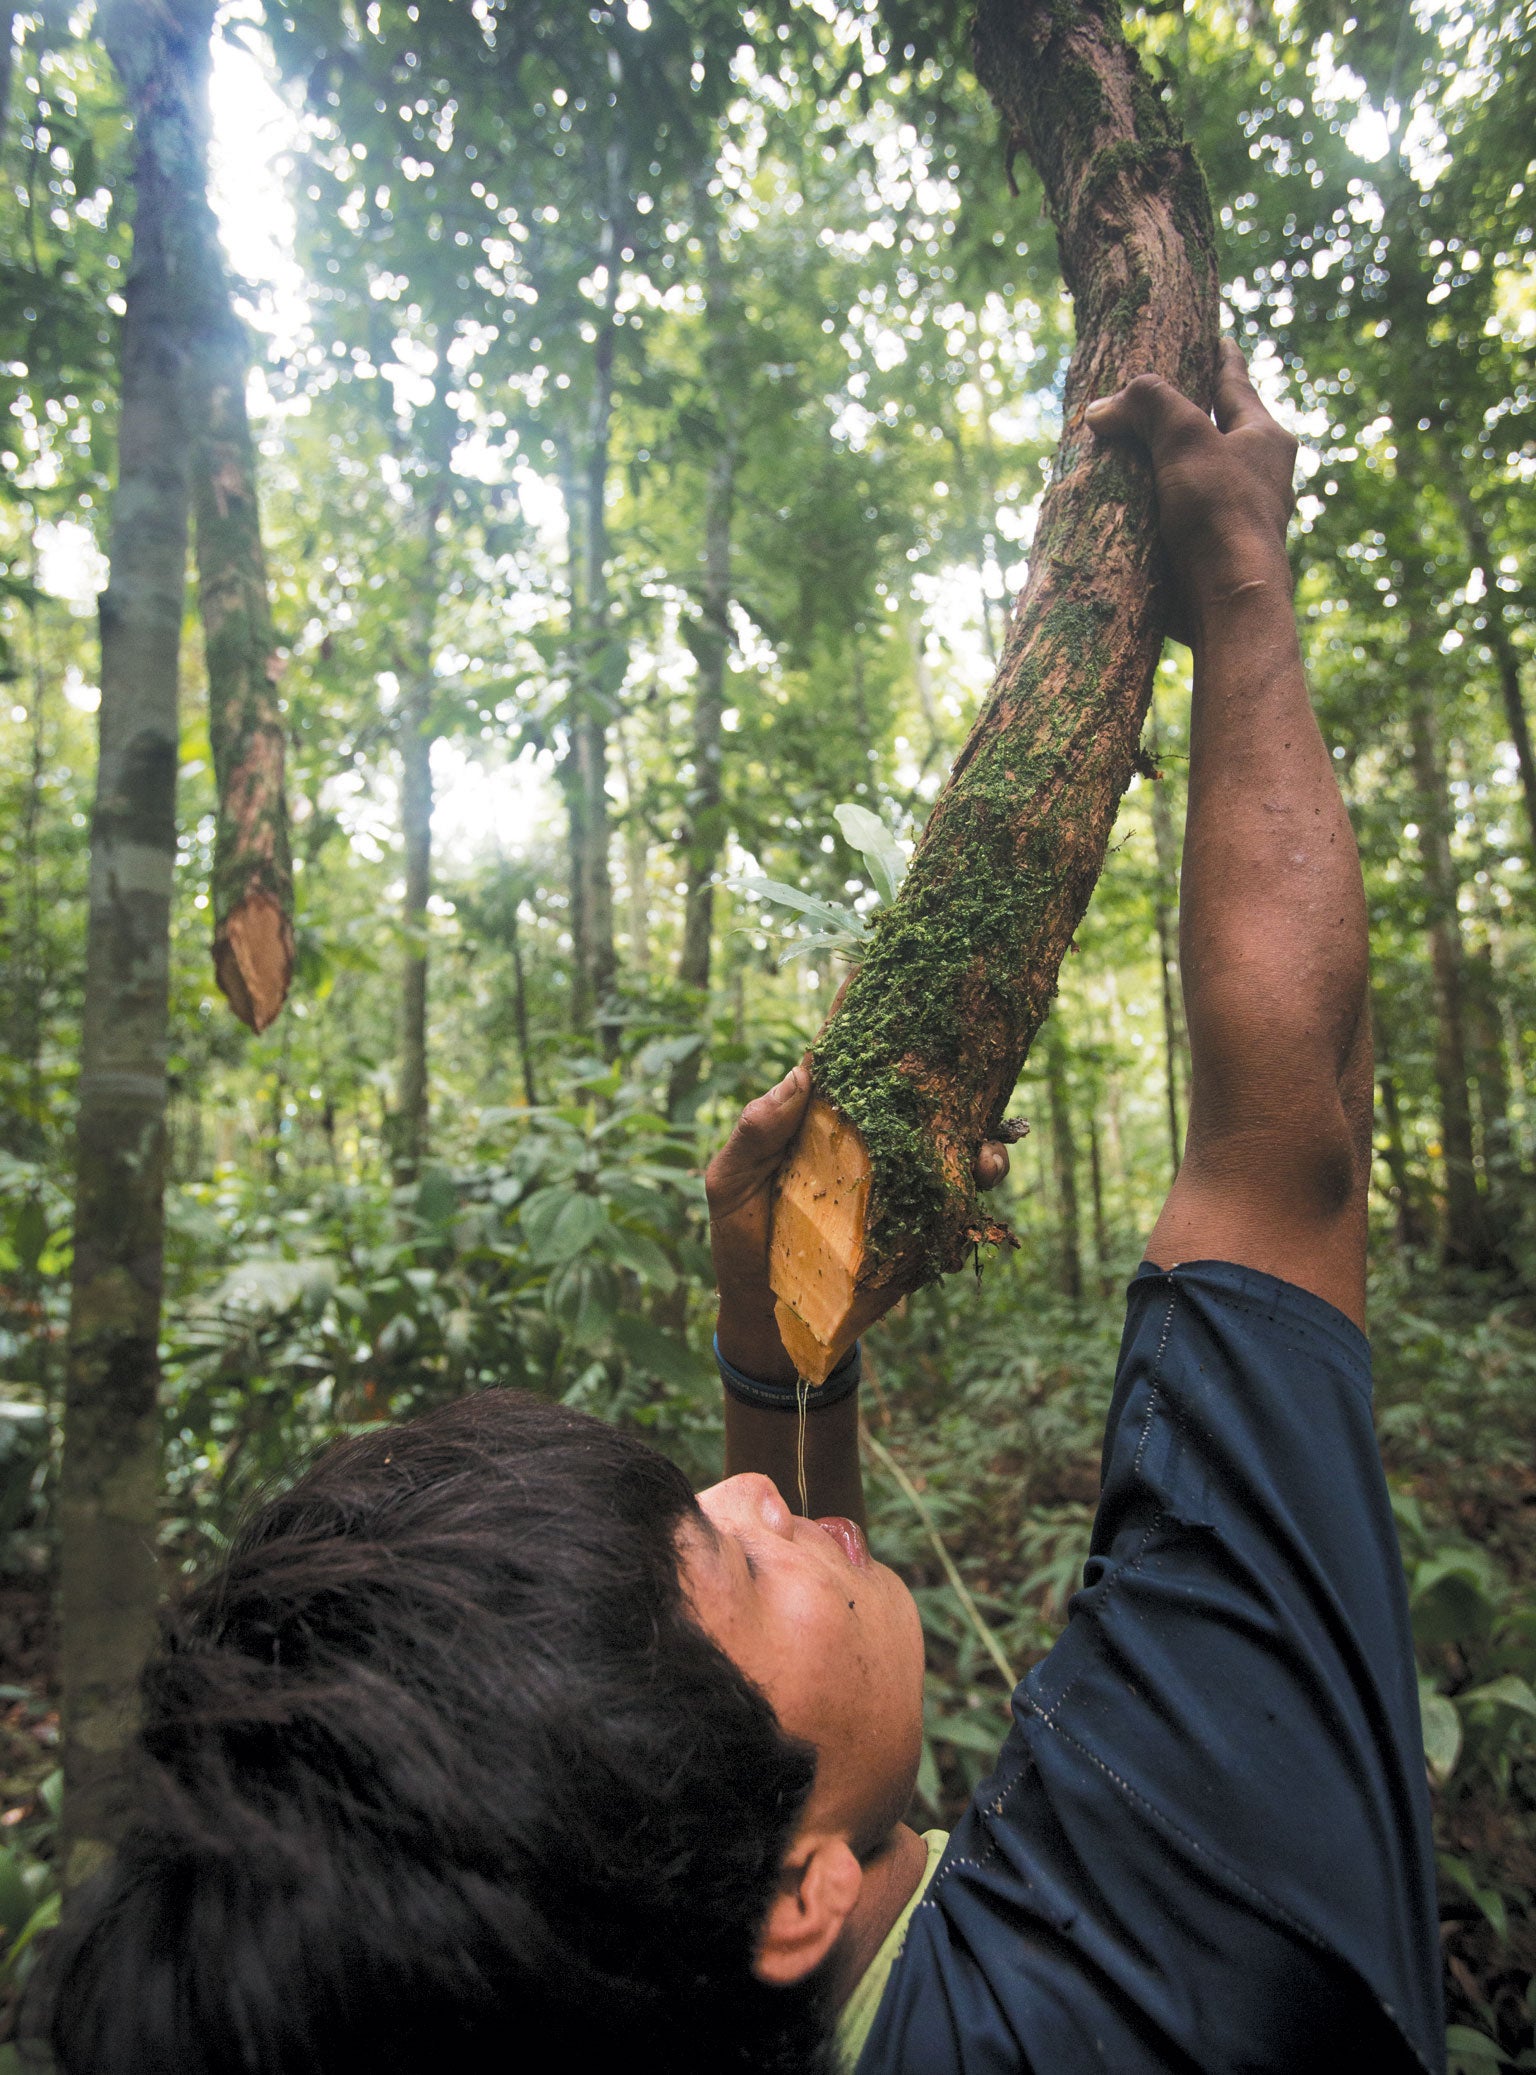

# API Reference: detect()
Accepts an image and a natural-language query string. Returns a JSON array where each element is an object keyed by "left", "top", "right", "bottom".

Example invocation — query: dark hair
[{"left": 27, "top": 1393, "right": 832, "bottom": 2072}]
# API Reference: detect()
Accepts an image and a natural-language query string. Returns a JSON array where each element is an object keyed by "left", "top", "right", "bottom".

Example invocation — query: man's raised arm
[{"left": 1089, "top": 340, "right": 1373, "bottom": 1327}]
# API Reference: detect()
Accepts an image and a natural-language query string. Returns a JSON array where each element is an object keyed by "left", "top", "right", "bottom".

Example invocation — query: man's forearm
[
  {"left": 1180, "top": 554, "right": 1370, "bottom": 1120},
  {"left": 1148, "top": 556, "right": 1373, "bottom": 1319}
]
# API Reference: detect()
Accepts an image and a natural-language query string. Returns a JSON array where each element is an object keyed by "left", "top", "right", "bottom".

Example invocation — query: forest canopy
[{"left": 1, "top": 0, "right": 1535, "bottom": 2067}]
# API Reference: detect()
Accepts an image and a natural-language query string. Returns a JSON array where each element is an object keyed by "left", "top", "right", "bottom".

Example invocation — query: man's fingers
[
  {"left": 1085, "top": 372, "right": 1209, "bottom": 464},
  {"left": 975, "top": 1142, "right": 1010, "bottom": 1190},
  {"left": 704, "top": 1062, "right": 809, "bottom": 1211},
  {"left": 1211, "top": 339, "right": 1271, "bottom": 435}
]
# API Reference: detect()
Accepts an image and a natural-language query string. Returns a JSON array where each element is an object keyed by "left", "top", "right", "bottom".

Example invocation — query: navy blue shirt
[{"left": 859, "top": 1261, "right": 1443, "bottom": 2075}]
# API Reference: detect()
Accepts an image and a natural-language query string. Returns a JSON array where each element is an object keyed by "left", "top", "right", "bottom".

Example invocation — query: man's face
[{"left": 680, "top": 1473, "right": 926, "bottom": 1853}]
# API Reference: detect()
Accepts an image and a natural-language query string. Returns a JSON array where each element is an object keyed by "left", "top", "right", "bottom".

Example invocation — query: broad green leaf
[
  {"left": 529, "top": 1193, "right": 609, "bottom": 1267},
  {"left": 833, "top": 801, "right": 906, "bottom": 903},
  {"left": 1445, "top": 2025, "right": 1506, "bottom": 2075},
  {"left": 414, "top": 1166, "right": 458, "bottom": 1231},
  {"left": 613, "top": 1315, "right": 713, "bottom": 1390},
  {"left": 0, "top": 1848, "right": 34, "bottom": 1944},
  {"left": 926, "top": 1712, "right": 1007, "bottom": 1757},
  {"left": 914, "top": 1737, "right": 943, "bottom": 1816},
  {"left": 1418, "top": 1683, "right": 1462, "bottom": 1785},
  {"left": 1411, "top": 1550, "right": 1498, "bottom": 1648},
  {"left": 731, "top": 876, "right": 868, "bottom": 938},
  {"left": 600, "top": 1223, "right": 677, "bottom": 1291},
  {"left": 1438, "top": 1855, "right": 1509, "bottom": 1943},
  {"left": 1460, "top": 1674, "right": 1536, "bottom": 1721},
  {"left": 778, "top": 928, "right": 866, "bottom": 965}
]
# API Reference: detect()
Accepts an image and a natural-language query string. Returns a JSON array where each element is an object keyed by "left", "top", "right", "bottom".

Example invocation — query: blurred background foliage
[{"left": 1, "top": 0, "right": 1535, "bottom": 2064}]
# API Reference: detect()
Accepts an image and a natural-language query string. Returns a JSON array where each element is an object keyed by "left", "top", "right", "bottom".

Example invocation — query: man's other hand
[
  {"left": 1086, "top": 340, "right": 1299, "bottom": 646},
  {"left": 706, "top": 1065, "right": 1012, "bottom": 1386}
]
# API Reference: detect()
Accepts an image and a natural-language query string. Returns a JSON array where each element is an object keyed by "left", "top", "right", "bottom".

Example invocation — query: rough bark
[
  {"left": 770, "top": 0, "right": 1219, "bottom": 1378},
  {"left": 1147, "top": 706, "right": 1186, "bottom": 1179},
  {"left": 60, "top": 0, "right": 214, "bottom": 1887},
  {"left": 1043, "top": 1020, "right": 1083, "bottom": 1303},
  {"left": 1405, "top": 671, "right": 1494, "bottom": 1269},
  {"left": 195, "top": 303, "right": 294, "bottom": 1033}
]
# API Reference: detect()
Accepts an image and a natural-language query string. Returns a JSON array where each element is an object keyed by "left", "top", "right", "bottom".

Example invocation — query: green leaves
[
  {"left": 732, "top": 797, "right": 908, "bottom": 967},
  {"left": 520, "top": 1185, "right": 610, "bottom": 1266},
  {"left": 1419, "top": 1678, "right": 1463, "bottom": 1787},
  {"left": 833, "top": 801, "right": 907, "bottom": 904}
]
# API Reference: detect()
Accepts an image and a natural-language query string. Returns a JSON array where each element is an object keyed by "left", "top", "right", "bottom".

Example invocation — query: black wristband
[{"left": 713, "top": 1333, "right": 861, "bottom": 1412}]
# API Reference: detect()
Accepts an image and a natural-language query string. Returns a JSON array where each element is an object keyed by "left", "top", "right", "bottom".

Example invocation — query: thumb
[
  {"left": 705, "top": 1063, "right": 810, "bottom": 1216},
  {"left": 734, "top": 1061, "right": 810, "bottom": 1156}
]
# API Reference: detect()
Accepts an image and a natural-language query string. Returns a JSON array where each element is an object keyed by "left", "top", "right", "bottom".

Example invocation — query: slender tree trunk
[
  {"left": 508, "top": 901, "right": 539, "bottom": 1109},
  {"left": 1468, "top": 940, "right": 1517, "bottom": 1229},
  {"left": 1043, "top": 1021, "right": 1083, "bottom": 1303},
  {"left": 195, "top": 301, "right": 293, "bottom": 1032},
  {"left": 1405, "top": 672, "right": 1493, "bottom": 1268},
  {"left": 1432, "top": 430, "right": 1536, "bottom": 870},
  {"left": 779, "top": 0, "right": 1220, "bottom": 1339},
  {"left": 0, "top": 8, "right": 16, "bottom": 140},
  {"left": 562, "top": 58, "right": 624, "bottom": 1056},
  {"left": 4, "top": 584, "right": 48, "bottom": 1158},
  {"left": 1147, "top": 707, "right": 1186, "bottom": 1179},
  {"left": 670, "top": 204, "right": 737, "bottom": 1114},
  {"left": 618, "top": 720, "right": 650, "bottom": 981},
  {"left": 1087, "top": 1102, "right": 1111, "bottom": 1292},
  {"left": 677, "top": 445, "right": 734, "bottom": 998},
  {"left": 560, "top": 385, "right": 619, "bottom": 1052},
  {"left": 395, "top": 509, "right": 440, "bottom": 1183},
  {"left": 60, "top": 0, "right": 215, "bottom": 1888},
  {"left": 1373, "top": 1009, "right": 1430, "bottom": 1255}
]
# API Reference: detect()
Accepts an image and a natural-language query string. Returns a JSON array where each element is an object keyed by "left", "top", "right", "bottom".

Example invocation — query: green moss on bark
[{"left": 806, "top": 0, "right": 1221, "bottom": 1295}]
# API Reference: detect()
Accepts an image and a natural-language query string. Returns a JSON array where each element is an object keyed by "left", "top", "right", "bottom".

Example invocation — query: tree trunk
[
  {"left": 618, "top": 719, "right": 650, "bottom": 981},
  {"left": 394, "top": 506, "right": 440, "bottom": 1184},
  {"left": 1431, "top": 430, "right": 1536, "bottom": 871},
  {"left": 1147, "top": 706, "right": 1186, "bottom": 1179},
  {"left": 560, "top": 400, "right": 619, "bottom": 1051},
  {"left": 1043, "top": 1020, "right": 1083, "bottom": 1303},
  {"left": 671, "top": 195, "right": 737, "bottom": 1115},
  {"left": 1087, "top": 1101, "right": 1111, "bottom": 1293},
  {"left": 676, "top": 441, "right": 734, "bottom": 998},
  {"left": 60, "top": 0, "right": 215, "bottom": 1887},
  {"left": 770, "top": 0, "right": 1219, "bottom": 1380},
  {"left": 562, "top": 62, "right": 623, "bottom": 1056},
  {"left": 1468, "top": 940, "right": 1517, "bottom": 1230},
  {"left": 1405, "top": 672, "right": 1494, "bottom": 1268},
  {"left": 0, "top": 9, "right": 16, "bottom": 140},
  {"left": 1373, "top": 1007, "right": 1430, "bottom": 1256},
  {"left": 508, "top": 899, "right": 539, "bottom": 1109},
  {"left": 195, "top": 300, "right": 293, "bottom": 1033}
]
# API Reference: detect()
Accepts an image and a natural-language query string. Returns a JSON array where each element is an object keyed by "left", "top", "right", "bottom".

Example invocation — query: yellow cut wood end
[{"left": 768, "top": 1096, "right": 873, "bottom": 1387}]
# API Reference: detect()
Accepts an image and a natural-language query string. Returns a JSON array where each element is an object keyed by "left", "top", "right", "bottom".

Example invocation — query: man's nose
[{"left": 705, "top": 1471, "right": 795, "bottom": 1538}]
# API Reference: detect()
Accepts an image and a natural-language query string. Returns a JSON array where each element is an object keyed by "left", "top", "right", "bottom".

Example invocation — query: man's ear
[{"left": 754, "top": 1833, "right": 863, "bottom": 1986}]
